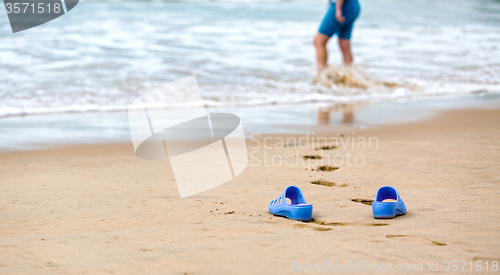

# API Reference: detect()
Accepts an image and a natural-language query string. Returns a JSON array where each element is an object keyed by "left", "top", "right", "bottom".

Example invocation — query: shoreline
[
  {"left": 1, "top": 108, "right": 499, "bottom": 273},
  {"left": 1, "top": 93, "right": 500, "bottom": 153},
  {"left": 0, "top": 92, "right": 499, "bottom": 120}
]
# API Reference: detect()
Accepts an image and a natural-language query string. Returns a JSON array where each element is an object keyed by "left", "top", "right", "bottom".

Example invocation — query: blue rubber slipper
[
  {"left": 268, "top": 186, "right": 313, "bottom": 221},
  {"left": 372, "top": 186, "right": 406, "bottom": 219}
]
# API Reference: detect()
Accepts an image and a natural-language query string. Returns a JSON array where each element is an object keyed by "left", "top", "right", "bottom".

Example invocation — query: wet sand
[{"left": 1, "top": 108, "right": 499, "bottom": 274}]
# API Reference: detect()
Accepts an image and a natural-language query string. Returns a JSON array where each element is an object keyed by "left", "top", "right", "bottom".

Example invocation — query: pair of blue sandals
[{"left": 268, "top": 186, "right": 406, "bottom": 221}]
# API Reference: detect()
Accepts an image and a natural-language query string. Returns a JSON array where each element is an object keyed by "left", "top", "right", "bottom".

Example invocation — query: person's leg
[
  {"left": 314, "top": 33, "right": 330, "bottom": 72},
  {"left": 338, "top": 38, "right": 353, "bottom": 65},
  {"left": 337, "top": 1, "right": 360, "bottom": 65},
  {"left": 315, "top": 4, "right": 339, "bottom": 73}
]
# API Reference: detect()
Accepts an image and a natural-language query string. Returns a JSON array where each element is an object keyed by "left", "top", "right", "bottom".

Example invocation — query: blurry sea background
[
  {"left": 0, "top": 0, "right": 500, "bottom": 149},
  {"left": 1, "top": 0, "right": 500, "bottom": 116}
]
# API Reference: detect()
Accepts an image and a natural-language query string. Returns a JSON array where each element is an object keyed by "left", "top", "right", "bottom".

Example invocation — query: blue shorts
[{"left": 318, "top": 0, "right": 360, "bottom": 40}]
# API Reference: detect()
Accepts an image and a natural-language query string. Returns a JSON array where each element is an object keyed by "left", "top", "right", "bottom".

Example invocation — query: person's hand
[{"left": 336, "top": 9, "right": 345, "bottom": 23}]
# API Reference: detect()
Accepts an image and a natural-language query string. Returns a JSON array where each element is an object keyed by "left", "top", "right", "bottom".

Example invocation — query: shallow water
[{"left": 0, "top": 0, "right": 500, "bottom": 117}]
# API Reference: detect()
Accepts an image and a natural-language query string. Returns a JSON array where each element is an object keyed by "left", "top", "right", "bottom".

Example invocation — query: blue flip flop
[
  {"left": 268, "top": 186, "right": 313, "bottom": 221},
  {"left": 372, "top": 186, "right": 406, "bottom": 219}
]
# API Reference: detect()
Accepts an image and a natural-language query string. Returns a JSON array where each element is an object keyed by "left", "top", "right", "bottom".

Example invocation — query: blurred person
[{"left": 313, "top": 0, "right": 361, "bottom": 73}]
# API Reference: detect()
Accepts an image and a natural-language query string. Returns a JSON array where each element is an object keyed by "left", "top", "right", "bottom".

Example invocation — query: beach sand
[{"left": 1, "top": 108, "right": 499, "bottom": 274}]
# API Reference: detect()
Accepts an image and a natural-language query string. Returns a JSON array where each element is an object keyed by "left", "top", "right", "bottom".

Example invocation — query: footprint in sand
[
  {"left": 284, "top": 143, "right": 304, "bottom": 148},
  {"left": 294, "top": 224, "right": 333, "bottom": 231},
  {"left": 386, "top": 235, "right": 446, "bottom": 246},
  {"left": 314, "top": 220, "right": 389, "bottom": 227},
  {"left": 351, "top": 198, "right": 374, "bottom": 206},
  {"left": 311, "top": 180, "right": 336, "bottom": 187},
  {"left": 303, "top": 155, "right": 322, "bottom": 160},
  {"left": 317, "top": 165, "right": 339, "bottom": 172},
  {"left": 315, "top": 145, "right": 338, "bottom": 150},
  {"left": 292, "top": 220, "right": 388, "bottom": 231},
  {"left": 472, "top": 257, "right": 500, "bottom": 262},
  {"left": 310, "top": 180, "right": 348, "bottom": 187}
]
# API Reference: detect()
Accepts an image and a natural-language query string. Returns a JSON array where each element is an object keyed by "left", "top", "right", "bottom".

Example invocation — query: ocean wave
[
  {"left": 1, "top": 0, "right": 499, "bottom": 118},
  {"left": 1, "top": 83, "right": 498, "bottom": 118}
]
